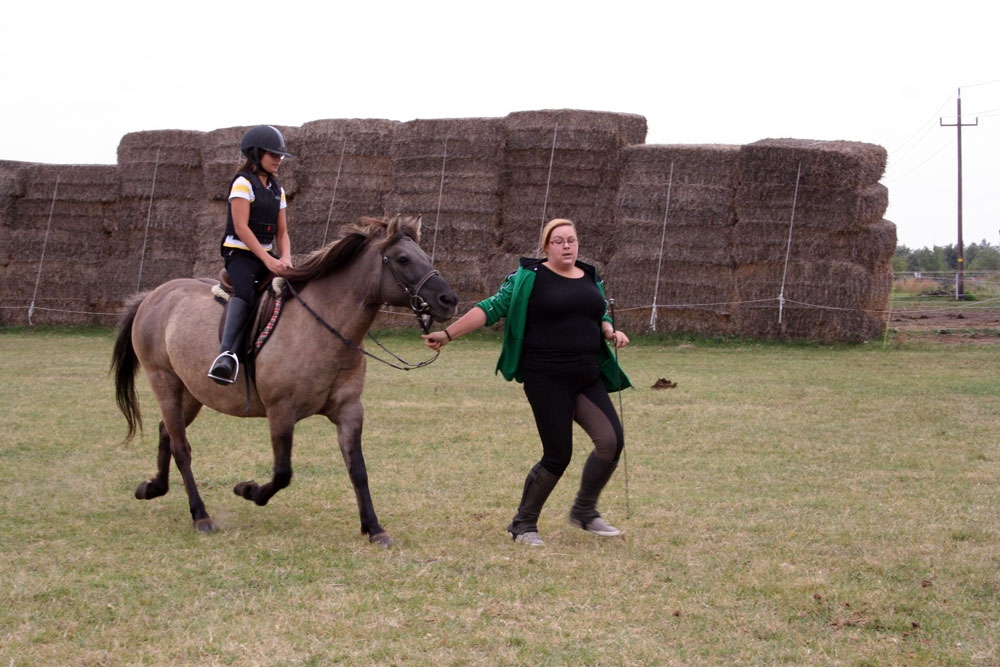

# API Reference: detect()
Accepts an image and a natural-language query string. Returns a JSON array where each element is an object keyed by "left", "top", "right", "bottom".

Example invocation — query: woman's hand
[
  {"left": 264, "top": 254, "right": 293, "bottom": 276},
  {"left": 422, "top": 330, "right": 451, "bottom": 351},
  {"left": 606, "top": 330, "right": 629, "bottom": 349}
]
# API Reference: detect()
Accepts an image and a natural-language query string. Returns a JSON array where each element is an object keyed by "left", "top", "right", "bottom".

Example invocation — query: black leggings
[
  {"left": 522, "top": 365, "right": 624, "bottom": 477},
  {"left": 224, "top": 249, "right": 270, "bottom": 303}
]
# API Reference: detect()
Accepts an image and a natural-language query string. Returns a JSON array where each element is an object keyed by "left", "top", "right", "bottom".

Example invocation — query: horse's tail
[{"left": 110, "top": 293, "right": 146, "bottom": 442}]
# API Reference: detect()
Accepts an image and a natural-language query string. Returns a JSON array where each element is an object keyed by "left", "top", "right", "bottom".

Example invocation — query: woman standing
[
  {"left": 208, "top": 125, "right": 294, "bottom": 385},
  {"left": 423, "top": 219, "right": 630, "bottom": 546}
]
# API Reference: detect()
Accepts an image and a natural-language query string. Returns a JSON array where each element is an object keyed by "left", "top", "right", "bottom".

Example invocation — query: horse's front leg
[
  {"left": 331, "top": 403, "right": 392, "bottom": 548},
  {"left": 234, "top": 412, "right": 294, "bottom": 507}
]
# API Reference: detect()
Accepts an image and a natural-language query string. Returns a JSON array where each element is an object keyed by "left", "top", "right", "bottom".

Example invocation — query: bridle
[
  {"left": 282, "top": 248, "right": 443, "bottom": 371},
  {"left": 380, "top": 252, "right": 441, "bottom": 336}
]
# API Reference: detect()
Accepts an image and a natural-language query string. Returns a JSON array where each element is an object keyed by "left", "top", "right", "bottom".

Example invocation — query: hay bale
[
  {"left": 21, "top": 164, "right": 119, "bottom": 203},
  {"left": 283, "top": 120, "right": 400, "bottom": 251},
  {"left": 604, "top": 254, "right": 736, "bottom": 334},
  {"left": 734, "top": 260, "right": 887, "bottom": 341},
  {"left": 500, "top": 110, "right": 644, "bottom": 257},
  {"left": 118, "top": 130, "right": 206, "bottom": 199},
  {"left": 504, "top": 109, "right": 647, "bottom": 149},
  {"left": 620, "top": 144, "right": 741, "bottom": 187},
  {"left": 735, "top": 182, "right": 888, "bottom": 231},
  {"left": 738, "top": 138, "right": 887, "bottom": 189},
  {"left": 293, "top": 118, "right": 399, "bottom": 158}
]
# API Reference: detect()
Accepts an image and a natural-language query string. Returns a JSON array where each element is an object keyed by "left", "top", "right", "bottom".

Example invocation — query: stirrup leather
[{"left": 208, "top": 351, "right": 240, "bottom": 384}]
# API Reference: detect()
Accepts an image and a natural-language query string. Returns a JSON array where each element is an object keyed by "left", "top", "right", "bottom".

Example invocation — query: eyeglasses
[
  {"left": 265, "top": 151, "right": 285, "bottom": 161},
  {"left": 549, "top": 236, "right": 578, "bottom": 247}
]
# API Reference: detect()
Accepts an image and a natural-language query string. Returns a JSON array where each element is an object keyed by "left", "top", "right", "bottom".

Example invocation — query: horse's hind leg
[
  {"left": 139, "top": 382, "right": 214, "bottom": 532},
  {"left": 134, "top": 420, "right": 174, "bottom": 500}
]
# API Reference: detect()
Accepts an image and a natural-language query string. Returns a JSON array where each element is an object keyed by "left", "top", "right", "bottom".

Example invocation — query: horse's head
[{"left": 371, "top": 215, "right": 458, "bottom": 331}]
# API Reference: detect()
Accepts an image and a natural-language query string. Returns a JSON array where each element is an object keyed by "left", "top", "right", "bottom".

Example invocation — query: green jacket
[{"left": 475, "top": 258, "right": 632, "bottom": 391}]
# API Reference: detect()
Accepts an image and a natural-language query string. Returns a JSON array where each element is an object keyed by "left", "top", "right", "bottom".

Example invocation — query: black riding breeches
[
  {"left": 521, "top": 365, "right": 624, "bottom": 477},
  {"left": 224, "top": 249, "right": 270, "bottom": 303}
]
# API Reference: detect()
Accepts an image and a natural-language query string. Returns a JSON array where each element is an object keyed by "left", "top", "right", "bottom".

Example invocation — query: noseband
[{"left": 381, "top": 253, "right": 440, "bottom": 334}]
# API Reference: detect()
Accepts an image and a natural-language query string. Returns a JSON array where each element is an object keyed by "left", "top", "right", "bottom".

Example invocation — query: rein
[{"left": 282, "top": 256, "right": 441, "bottom": 371}]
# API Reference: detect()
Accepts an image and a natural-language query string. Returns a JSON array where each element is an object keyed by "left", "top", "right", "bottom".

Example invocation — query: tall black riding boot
[
  {"left": 568, "top": 452, "right": 621, "bottom": 536},
  {"left": 506, "top": 463, "right": 561, "bottom": 545},
  {"left": 208, "top": 296, "right": 253, "bottom": 385}
]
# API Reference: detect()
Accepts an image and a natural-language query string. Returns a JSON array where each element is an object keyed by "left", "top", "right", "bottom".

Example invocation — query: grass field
[{"left": 1, "top": 326, "right": 998, "bottom": 665}]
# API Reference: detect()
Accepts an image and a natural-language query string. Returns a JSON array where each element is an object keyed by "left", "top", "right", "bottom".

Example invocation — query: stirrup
[{"left": 208, "top": 351, "right": 239, "bottom": 385}]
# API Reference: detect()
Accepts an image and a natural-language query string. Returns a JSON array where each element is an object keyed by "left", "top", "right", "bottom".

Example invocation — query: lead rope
[{"left": 609, "top": 297, "right": 630, "bottom": 518}]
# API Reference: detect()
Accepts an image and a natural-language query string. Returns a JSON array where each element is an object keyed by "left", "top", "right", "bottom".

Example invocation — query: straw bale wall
[{"left": 0, "top": 111, "right": 894, "bottom": 341}]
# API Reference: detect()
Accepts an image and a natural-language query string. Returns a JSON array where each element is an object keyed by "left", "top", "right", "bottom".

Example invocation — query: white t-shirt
[{"left": 222, "top": 175, "right": 288, "bottom": 251}]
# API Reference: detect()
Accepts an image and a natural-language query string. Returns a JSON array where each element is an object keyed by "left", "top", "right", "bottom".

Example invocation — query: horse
[{"left": 111, "top": 215, "right": 458, "bottom": 546}]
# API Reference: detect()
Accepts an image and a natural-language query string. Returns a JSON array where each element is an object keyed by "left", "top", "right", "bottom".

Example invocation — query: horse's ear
[
  {"left": 413, "top": 215, "right": 422, "bottom": 241},
  {"left": 385, "top": 215, "right": 401, "bottom": 238}
]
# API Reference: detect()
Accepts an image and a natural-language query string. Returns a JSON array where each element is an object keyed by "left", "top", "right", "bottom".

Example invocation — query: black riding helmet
[{"left": 240, "top": 125, "right": 293, "bottom": 159}]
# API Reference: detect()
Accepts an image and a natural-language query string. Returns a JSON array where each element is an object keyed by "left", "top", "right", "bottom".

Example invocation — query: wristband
[{"left": 444, "top": 329, "right": 453, "bottom": 341}]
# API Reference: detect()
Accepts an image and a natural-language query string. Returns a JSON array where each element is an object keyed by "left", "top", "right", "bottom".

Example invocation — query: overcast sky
[{"left": 3, "top": 0, "right": 998, "bottom": 250}]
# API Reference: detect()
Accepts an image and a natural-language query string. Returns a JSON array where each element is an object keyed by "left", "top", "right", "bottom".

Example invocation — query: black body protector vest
[{"left": 221, "top": 171, "right": 282, "bottom": 254}]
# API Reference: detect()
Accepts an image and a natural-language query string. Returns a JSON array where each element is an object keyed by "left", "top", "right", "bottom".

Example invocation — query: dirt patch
[{"left": 887, "top": 304, "right": 1000, "bottom": 345}]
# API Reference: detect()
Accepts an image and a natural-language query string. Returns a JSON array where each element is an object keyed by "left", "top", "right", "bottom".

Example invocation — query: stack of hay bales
[
  {"left": 0, "top": 161, "right": 118, "bottom": 325},
  {"left": 115, "top": 130, "right": 207, "bottom": 293},
  {"left": 0, "top": 112, "right": 897, "bottom": 340},
  {"left": 732, "top": 139, "right": 893, "bottom": 341},
  {"left": 386, "top": 117, "right": 503, "bottom": 310},
  {"left": 283, "top": 119, "right": 398, "bottom": 253},
  {"left": 498, "top": 110, "right": 646, "bottom": 285},
  {"left": 609, "top": 144, "right": 740, "bottom": 335}
]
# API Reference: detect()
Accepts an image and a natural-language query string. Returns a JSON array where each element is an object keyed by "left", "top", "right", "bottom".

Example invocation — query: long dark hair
[{"left": 237, "top": 151, "right": 265, "bottom": 178}]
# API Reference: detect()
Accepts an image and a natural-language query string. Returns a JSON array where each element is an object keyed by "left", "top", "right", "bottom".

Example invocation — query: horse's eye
[{"left": 396, "top": 255, "right": 410, "bottom": 266}]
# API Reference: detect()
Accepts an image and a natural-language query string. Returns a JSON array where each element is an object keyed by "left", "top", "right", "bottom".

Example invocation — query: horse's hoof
[
  {"left": 134, "top": 479, "right": 166, "bottom": 500},
  {"left": 369, "top": 532, "right": 394, "bottom": 548},
  {"left": 193, "top": 517, "right": 216, "bottom": 533},
  {"left": 233, "top": 481, "right": 257, "bottom": 500}
]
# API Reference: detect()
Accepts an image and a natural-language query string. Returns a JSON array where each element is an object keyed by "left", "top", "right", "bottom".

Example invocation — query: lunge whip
[{"left": 608, "top": 298, "right": 630, "bottom": 518}]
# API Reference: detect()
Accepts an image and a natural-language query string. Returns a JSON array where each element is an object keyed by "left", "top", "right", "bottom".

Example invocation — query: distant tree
[
  {"left": 967, "top": 240, "right": 1000, "bottom": 271},
  {"left": 894, "top": 239, "right": 1000, "bottom": 273},
  {"left": 892, "top": 245, "right": 911, "bottom": 273},
  {"left": 942, "top": 244, "right": 959, "bottom": 271},
  {"left": 909, "top": 246, "right": 948, "bottom": 272}
]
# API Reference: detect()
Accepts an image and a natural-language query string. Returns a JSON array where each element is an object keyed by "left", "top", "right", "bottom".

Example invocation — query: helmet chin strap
[{"left": 248, "top": 148, "right": 273, "bottom": 176}]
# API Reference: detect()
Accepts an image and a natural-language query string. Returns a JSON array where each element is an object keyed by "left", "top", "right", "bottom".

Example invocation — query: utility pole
[{"left": 940, "top": 88, "right": 978, "bottom": 299}]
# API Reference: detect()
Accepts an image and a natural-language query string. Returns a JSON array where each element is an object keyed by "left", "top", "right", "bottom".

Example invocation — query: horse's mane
[{"left": 284, "top": 215, "right": 421, "bottom": 286}]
